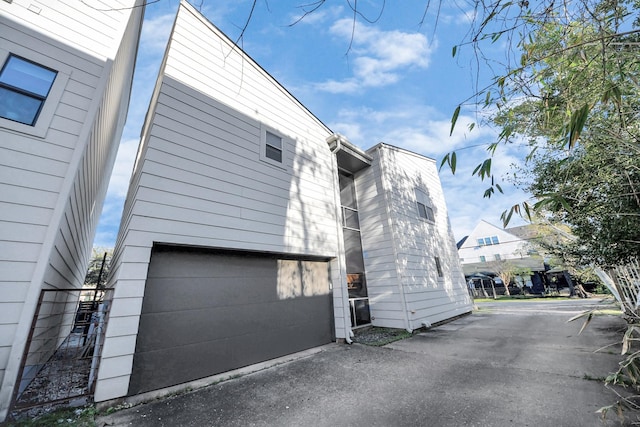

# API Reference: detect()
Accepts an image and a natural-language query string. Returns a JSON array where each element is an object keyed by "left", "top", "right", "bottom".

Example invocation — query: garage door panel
[
  {"left": 135, "top": 294, "right": 332, "bottom": 351},
  {"left": 129, "top": 248, "right": 334, "bottom": 395},
  {"left": 129, "top": 321, "right": 332, "bottom": 395},
  {"left": 139, "top": 275, "right": 280, "bottom": 313},
  {"left": 147, "top": 251, "right": 275, "bottom": 278}
]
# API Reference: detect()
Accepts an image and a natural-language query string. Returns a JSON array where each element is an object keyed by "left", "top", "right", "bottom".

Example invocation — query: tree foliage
[
  {"left": 83, "top": 248, "right": 112, "bottom": 288},
  {"left": 445, "top": 0, "right": 640, "bottom": 266}
]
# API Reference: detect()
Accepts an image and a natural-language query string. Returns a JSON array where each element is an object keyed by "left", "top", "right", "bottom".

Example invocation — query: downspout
[{"left": 329, "top": 134, "right": 353, "bottom": 343}]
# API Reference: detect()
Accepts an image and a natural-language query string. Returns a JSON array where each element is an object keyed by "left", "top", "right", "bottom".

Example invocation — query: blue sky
[{"left": 93, "top": 0, "right": 530, "bottom": 248}]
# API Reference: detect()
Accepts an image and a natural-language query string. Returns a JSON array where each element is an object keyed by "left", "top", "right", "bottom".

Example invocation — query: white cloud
[
  {"left": 107, "top": 138, "right": 139, "bottom": 199},
  {"left": 315, "top": 18, "right": 433, "bottom": 93},
  {"left": 289, "top": 5, "right": 344, "bottom": 26},
  {"left": 140, "top": 12, "right": 175, "bottom": 52},
  {"left": 327, "top": 102, "right": 532, "bottom": 241}
]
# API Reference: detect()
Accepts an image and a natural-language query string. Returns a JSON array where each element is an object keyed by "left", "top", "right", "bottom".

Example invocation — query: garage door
[{"left": 128, "top": 246, "right": 334, "bottom": 395}]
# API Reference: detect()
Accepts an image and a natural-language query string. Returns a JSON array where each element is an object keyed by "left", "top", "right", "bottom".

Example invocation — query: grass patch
[
  {"left": 3, "top": 406, "right": 97, "bottom": 427},
  {"left": 474, "top": 295, "right": 573, "bottom": 303},
  {"left": 583, "top": 373, "right": 607, "bottom": 382}
]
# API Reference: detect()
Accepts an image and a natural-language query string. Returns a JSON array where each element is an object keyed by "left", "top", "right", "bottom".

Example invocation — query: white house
[
  {"left": 458, "top": 220, "right": 546, "bottom": 291},
  {"left": 94, "top": 0, "right": 471, "bottom": 405},
  {"left": 0, "top": 0, "right": 144, "bottom": 420}
]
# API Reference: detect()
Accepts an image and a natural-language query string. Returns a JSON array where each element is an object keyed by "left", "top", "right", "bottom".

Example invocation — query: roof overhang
[{"left": 327, "top": 133, "right": 372, "bottom": 174}]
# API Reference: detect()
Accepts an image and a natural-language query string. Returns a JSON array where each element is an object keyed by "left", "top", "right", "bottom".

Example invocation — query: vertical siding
[
  {"left": 359, "top": 145, "right": 471, "bottom": 331},
  {"left": 96, "top": 1, "right": 343, "bottom": 403},
  {"left": 0, "top": 1, "right": 143, "bottom": 419}
]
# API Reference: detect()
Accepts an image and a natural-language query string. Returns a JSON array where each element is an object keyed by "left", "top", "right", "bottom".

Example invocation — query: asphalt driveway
[{"left": 97, "top": 298, "right": 630, "bottom": 427}]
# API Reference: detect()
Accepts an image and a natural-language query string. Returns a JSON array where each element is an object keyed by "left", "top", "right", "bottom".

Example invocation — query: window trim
[
  {"left": 0, "top": 47, "right": 70, "bottom": 138},
  {"left": 259, "top": 123, "right": 289, "bottom": 170}
]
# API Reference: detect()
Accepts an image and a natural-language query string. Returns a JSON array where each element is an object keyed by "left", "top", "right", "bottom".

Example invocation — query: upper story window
[
  {"left": 415, "top": 188, "right": 435, "bottom": 222},
  {"left": 417, "top": 202, "right": 434, "bottom": 221},
  {"left": 265, "top": 131, "right": 282, "bottom": 163},
  {"left": 260, "top": 123, "right": 289, "bottom": 169},
  {"left": 0, "top": 55, "right": 57, "bottom": 126},
  {"left": 476, "top": 235, "right": 500, "bottom": 246}
]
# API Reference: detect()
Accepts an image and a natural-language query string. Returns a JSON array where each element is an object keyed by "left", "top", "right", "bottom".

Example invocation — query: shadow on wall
[{"left": 377, "top": 148, "right": 471, "bottom": 312}]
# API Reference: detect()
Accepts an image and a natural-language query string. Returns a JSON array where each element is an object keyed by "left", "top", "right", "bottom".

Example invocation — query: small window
[
  {"left": 417, "top": 202, "right": 435, "bottom": 222},
  {"left": 491, "top": 236, "right": 499, "bottom": 244},
  {"left": 0, "top": 55, "right": 57, "bottom": 126},
  {"left": 434, "top": 256, "right": 443, "bottom": 277},
  {"left": 480, "top": 255, "right": 486, "bottom": 263},
  {"left": 477, "top": 238, "right": 485, "bottom": 247},
  {"left": 494, "top": 254, "right": 501, "bottom": 260},
  {"left": 484, "top": 237, "right": 492, "bottom": 246},
  {"left": 265, "top": 131, "right": 282, "bottom": 163}
]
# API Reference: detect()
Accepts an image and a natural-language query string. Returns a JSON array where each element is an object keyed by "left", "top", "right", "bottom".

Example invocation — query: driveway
[{"left": 97, "top": 298, "right": 629, "bottom": 426}]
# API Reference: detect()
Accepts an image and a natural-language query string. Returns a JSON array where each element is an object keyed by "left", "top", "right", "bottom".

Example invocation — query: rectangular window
[
  {"left": 484, "top": 237, "right": 492, "bottom": 246},
  {"left": 425, "top": 206, "right": 435, "bottom": 221},
  {"left": 491, "top": 236, "right": 499, "bottom": 244},
  {"left": 477, "top": 238, "right": 485, "bottom": 246},
  {"left": 417, "top": 202, "right": 427, "bottom": 219},
  {"left": 0, "top": 55, "right": 57, "bottom": 126},
  {"left": 494, "top": 254, "right": 501, "bottom": 260},
  {"left": 265, "top": 131, "right": 282, "bottom": 163},
  {"left": 480, "top": 255, "right": 486, "bottom": 263},
  {"left": 434, "top": 256, "right": 443, "bottom": 277},
  {"left": 417, "top": 202, "right": 435, "bottom": 222}
]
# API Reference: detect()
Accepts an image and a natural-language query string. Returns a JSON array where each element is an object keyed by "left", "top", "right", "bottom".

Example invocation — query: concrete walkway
[{"left": 97, "top": 298, "right": 631, "bottom": 426}]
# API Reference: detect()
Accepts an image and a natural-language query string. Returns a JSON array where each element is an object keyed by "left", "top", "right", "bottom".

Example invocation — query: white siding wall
[
  {"left": 355, "top": 157, "right": 405, "bottom": 328},
  {"left": 96, "top": 1, "right": 345, "bottom": 403},
  {"left": 358, "top": 145, "right": 471, "bottom": 331},
  {"left": 0, "top": 1, "right": 143, "bottom": 420},
  {"left": 458, "top": 220, "right": 529, "bottom": 264},
  {"left": 0, "top": 0, "right": 135, "bottom": 60}
]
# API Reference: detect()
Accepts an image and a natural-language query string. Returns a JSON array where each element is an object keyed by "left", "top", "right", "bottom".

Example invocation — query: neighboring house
[
  {"left": 0, "top": 0, "right": 144, "bottom": 421},
  {"left": 94, "top": 1, "right": 471, "bottom": 404},
  {"left": 457, "top": 220, "right": 546, "bottom": 291}
]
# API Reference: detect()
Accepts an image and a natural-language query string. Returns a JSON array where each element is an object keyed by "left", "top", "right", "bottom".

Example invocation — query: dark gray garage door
[{"left": 128, "top": 246, "right": 334, "bottom": 395}]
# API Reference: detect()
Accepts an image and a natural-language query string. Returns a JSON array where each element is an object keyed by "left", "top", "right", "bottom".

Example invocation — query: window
[
  {"left": 0, "top": 55, "right": 57, "bottom": 126},
  {"left": 265, "top": 131, "right": 282, "bottom": 163},
  {"left": 494, "top": 254, "right": 501, "bottom": 261},
  {"left": 434, "top": 257, "right": 443, "bottom": 277},
  {"left": 417, "top": 201, "right": 435, "bottom": 222},
  {"left": 480, "top": 255, "right": 486, "bottom": 263},
  {"left": 415, "top": 189, "right": 435, "bottom": 222},
  {"left": 484, "top": 237, "right": 492, "bottom": 246},
  {"left": 260, "top": 124, "right": 289, "bottom": 169},
  {"left": 477, "top": 238, "right": 485, "bottom": 247},
  {"left": 491, "top": 235, "right": 499, "bottom": 244}
]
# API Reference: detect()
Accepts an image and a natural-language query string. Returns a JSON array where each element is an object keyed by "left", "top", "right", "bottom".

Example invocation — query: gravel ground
[{"left": 351, "top": 326, "right": 413, "bottom": 346}]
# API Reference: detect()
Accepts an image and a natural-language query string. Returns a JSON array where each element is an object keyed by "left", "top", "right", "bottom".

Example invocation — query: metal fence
[
  {"left": 600, "top": 258, "right": 640, "bottom": 316},
  {"left": 10, "top": 288, "right": 113, "bottom": 412}
]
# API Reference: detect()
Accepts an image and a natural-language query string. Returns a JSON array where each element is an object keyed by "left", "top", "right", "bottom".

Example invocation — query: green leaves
[
  {"left": 567, "top": 103, "right": 591, "bottom": 149},
  {"left": 450, "top": 105, "right": 461, "bottom": 136},
  {"left": 439, "top": 151, "right": 457, "bottom": 174}
]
